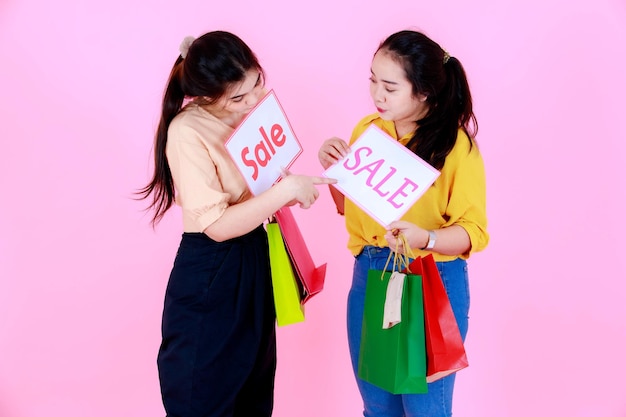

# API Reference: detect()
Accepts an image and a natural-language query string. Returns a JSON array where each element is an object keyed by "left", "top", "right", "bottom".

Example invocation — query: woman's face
[
  {"left": 209, "top": 69, "right": 264, "bottom": 123},
  {"left": 369, "top": 51, "right": 428, "bottom": 130}
]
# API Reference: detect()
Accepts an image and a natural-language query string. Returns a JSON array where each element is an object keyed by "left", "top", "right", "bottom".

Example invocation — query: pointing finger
[
  {"left": 312, "top": 176, "right": 337, "bottom": 185},
  {"left": 280, "top": 166, "right": 292, "bottom": 179}
]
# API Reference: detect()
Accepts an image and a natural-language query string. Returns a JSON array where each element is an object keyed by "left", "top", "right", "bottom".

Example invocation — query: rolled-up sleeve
[
  {"left": 166, "top": 123, "right": 231, "bottom": 232},
  {"left": 443, "top": 138, "right": 490, "bottom": 256}
]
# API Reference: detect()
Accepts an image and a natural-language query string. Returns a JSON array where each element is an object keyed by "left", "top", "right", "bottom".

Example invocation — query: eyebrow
[
  {"left": 229, "top": 73, "right": 261, "bottom": 100},
  {"left": 370, "top": 69, "right": 399, "bottom": 85}
]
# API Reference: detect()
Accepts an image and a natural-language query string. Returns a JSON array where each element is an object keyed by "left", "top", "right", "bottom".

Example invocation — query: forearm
[
  {"left": 425, "top": 225, "right": 471, "bottom": 256},
  {"left": 203, "top": 185, "right": 291, "bottom": 242},
  {"left": 202, "top": 174, "right": 335, "bottom": 241},
  {"left": 387, "top": 221, "right": 471, "bottom": 257},
  {"left": 318, "top": 137, "right": 350, "bottom": 217},
  {"left": 329, "top": 185, "right": 345, "bottom": 215}
]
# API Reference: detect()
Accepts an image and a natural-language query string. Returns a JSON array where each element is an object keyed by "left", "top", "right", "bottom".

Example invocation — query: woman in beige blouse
[{"left": 139, "top": 31, "right": 334, "bottom": 417}]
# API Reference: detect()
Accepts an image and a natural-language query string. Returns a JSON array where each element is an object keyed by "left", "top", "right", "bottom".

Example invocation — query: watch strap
[{"left": 421, "top": 230, "right": 437, "bottom": 250}]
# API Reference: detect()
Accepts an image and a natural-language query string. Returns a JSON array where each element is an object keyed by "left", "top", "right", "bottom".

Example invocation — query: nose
[
  {"left": 371, "top": 84, "right": 385, "bottom": 104},
  {"left": 246, "top": 88, "right": 262, "bottom": 107}
]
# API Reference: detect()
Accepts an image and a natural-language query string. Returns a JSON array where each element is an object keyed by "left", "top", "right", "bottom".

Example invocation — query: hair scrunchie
[
  {"left": 443, "top": 50, "right": 451, "bottom": 65},
  {"left": 179, "top": 36, "right": 195, "bottom": 59}
]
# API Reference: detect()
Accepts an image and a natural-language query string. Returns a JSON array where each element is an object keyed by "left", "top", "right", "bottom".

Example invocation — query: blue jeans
[{"left": 347, "top": 246, "right": 470, "bottom": 417}]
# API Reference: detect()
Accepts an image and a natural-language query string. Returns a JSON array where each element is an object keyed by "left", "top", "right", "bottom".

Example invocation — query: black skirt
[{"left": 157, "top": 226, "right": 276, "bottom": 417}]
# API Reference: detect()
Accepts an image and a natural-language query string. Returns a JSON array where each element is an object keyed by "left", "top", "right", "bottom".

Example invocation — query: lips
[{"left": 376, "top": 107, "right": 386, "bottom": 113}]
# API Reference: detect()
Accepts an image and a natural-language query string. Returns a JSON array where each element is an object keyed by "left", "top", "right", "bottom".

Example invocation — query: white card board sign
[
  {"left": 323, "top": 125, "right": 440, "bottom": 226},
  {"left": 225, "top": 90, "right": 302, "bottom": 195}
]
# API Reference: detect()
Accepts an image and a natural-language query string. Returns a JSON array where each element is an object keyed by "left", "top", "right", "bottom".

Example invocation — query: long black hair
[
  {"left": 378, "top": 30, "right": 477, "bottom": 170},
  {"left": 137, "top": 31, "right": 265, "bottom": 225}
]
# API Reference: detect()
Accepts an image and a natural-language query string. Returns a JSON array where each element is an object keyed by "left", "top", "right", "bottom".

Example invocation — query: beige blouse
[{"left": 166, "top": 103, "right": 251, "bottom": 233}]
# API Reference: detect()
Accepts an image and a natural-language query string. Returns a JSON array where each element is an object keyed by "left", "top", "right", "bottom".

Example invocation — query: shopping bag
[
  {"left": 274, "top": 206, "right": 327, "bottom": 303},
  {"left": 408, "top": 254, "right": 468, "bottom": 382},
  {"left": 357, "top": 268, "right": 428, "bottom": 394},
  {"left": 266, "top": 221, "right": 305, "bottom": 326}
]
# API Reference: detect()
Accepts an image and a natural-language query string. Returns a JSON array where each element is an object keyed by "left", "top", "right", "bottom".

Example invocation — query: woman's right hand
[
  {"left": 204, "top": 171, "right": 335, "bottom": 242},
  {"left": 278, "top": 173, "right": 337, "bottom": 209},
  {"left": 318, "top": 137, "right": 350, "bottom": 169}
]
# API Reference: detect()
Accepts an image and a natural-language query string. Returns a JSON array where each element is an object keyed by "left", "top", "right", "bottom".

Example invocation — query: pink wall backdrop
[{"left": 1, "top": 0, "right": 625, "bottom": 416}]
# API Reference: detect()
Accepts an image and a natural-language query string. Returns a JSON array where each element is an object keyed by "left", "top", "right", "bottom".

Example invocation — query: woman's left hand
[
  {"left": 385, "top": 220, "right": 428, "bottom": 255},
  {"left": 318, "top": 137, "right": 350, "bottom": 169}
]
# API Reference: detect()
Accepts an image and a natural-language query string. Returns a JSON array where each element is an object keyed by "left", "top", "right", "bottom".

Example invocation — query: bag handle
[{"left": 381, "top": 232, "right": 414, "bottom": 278}]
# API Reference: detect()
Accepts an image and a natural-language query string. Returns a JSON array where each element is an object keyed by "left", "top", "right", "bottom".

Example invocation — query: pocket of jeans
[{"left": 438, "top": 261, "right": 470, "bottom": 320}]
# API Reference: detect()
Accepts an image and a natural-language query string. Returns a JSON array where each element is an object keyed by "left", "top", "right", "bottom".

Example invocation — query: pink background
[{"left": 1, "top": 0, "right": 625, "bottom": 416}]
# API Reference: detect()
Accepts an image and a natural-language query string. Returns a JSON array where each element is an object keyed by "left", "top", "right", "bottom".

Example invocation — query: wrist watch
[{"left": 421, "top": 230, "right": 437, "bottom": 250}]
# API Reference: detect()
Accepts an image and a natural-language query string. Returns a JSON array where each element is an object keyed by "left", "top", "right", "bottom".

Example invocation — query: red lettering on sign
[
  {"left": 271, "top": 124, "right": 286, "bottom": 146},
  {"left": 241, "top": 147, "right": 259, "bottom": 180},
  {"left": 240, "top": 123, "right": 288, "bottom": 181}
]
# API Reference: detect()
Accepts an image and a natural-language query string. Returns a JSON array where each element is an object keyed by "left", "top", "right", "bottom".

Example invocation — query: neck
[
  {"left": 395, "top": 121, "right": 417, "bottom": 139},
  {"left": 199, "top": 103, "right": 242, "bottom": 128}
]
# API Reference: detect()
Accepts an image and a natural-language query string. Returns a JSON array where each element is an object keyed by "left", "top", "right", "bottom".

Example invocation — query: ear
[{"left": 417, "top": 93, "right": 428, "bottom": 102}]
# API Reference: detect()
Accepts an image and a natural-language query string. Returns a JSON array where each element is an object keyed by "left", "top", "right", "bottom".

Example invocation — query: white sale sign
[
  {"left": 323, "top": 125, "right": 440, "bottom": 226},
  {"left": 225, "top": 90, "right": 302, "bottom": 195}
]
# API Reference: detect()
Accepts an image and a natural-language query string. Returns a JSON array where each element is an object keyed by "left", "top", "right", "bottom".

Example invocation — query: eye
[
  {"left": 369, "top": 76, "right": 376, "bottom": 84},
  {"left": 231, "top": 96, "right": 244, "bottom": 103},
  {"left": 385, "top": 88, "right": 395, "bottom": 93}
]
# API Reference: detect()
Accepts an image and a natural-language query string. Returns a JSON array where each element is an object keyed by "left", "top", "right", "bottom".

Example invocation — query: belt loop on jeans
[{"left": 360, "top": 245, "right": 387, "bottom": 257}]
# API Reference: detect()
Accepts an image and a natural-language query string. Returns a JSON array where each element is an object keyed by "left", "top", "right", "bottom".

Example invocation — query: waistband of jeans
[{"left": 357, "top": 245, "right": 392, "bottom": 258}]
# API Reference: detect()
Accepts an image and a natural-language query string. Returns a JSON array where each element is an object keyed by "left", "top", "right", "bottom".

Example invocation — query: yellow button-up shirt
[{"left": 344, "top": 114, "right": 489, "bottom": 261}]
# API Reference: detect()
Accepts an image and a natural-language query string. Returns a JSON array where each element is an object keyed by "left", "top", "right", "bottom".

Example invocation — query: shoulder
[
  {"left": 354, "top": 113, "right": 385, "bottom": 132},
  {"left": 449, "top": 129, "right": 481, "bottom": 157},
  {"left": 356, "top": 113, "right": 380, "bottom": 127},
  {"left": 443, "top": 129, "right": 485, "bottom": 173},
  {"left": 350, "top": 113, "right": 386, "bottom": 142},
  {"left": 168, "top": 105, "right": 230, "bottom": 146}
]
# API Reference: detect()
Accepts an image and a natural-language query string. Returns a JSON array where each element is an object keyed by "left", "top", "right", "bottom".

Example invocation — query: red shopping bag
[
  {"left": 274, "top": 206, "right": 327, "bottom": 303},
  {"left": 407, "top": 254, "right": 468, "bottom": 382}
]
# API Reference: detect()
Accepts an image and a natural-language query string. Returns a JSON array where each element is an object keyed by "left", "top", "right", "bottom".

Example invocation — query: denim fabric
[{"left": 347, "top": 246, "right": 470, "bottom": 417}]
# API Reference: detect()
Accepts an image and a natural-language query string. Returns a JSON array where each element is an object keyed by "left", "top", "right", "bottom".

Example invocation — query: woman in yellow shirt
[
  {"left": 139, "top": 31, "right": 335, "bottom": 417},
  {"left": 319, "top": 30, "right": 489, "bottom": 417}
]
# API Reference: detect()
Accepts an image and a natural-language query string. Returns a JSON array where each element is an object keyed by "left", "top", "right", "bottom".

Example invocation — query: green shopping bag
[
  {"left": 266, "top": 221, "right": 305, "bottom": 326},
  {"left": 358, "top": 268, "right": 428, "bottom": 394}
]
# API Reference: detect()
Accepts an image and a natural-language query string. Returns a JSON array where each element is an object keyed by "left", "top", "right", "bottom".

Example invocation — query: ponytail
[
  {"left": 379, "top": 30, "right": 478, "bottom": 170},
  {"left": 137, "top": 57, "right": 185, "bottom": 226},
  {"left": 137, "top": 31, "right": 265, "bottom": 226},
  {"left": 409, "top": 56, "right": 477, "bottom": 170},
  {"left": 444, "top": 56, "right": 477, "bottom": 141}
]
